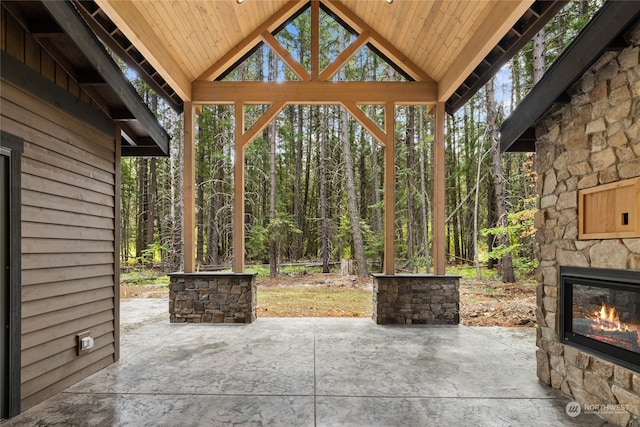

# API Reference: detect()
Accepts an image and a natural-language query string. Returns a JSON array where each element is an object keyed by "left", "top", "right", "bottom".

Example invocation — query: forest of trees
[{"left": 119, "top": 0, "right": 604, "bottom": 282}]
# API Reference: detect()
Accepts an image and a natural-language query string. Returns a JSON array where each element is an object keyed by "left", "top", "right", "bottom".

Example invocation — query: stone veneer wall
[
  {"left": 533, "top": 23, "right": 640, "bottom": 426},
  {"left": 373, "top": 275, "right": 460, "bottom": 325},
  {"left": 169, "top": 273, "right": 256, "bottom": 323}
]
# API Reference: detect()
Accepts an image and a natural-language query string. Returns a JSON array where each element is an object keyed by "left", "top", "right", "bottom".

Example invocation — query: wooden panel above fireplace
[{"left": 578, "top": 177, "right": 640, "bottom": 239}]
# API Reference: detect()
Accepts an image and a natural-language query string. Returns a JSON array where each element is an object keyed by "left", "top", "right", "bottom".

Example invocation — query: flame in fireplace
[{"left": 592, "top": 304, "right": 629, "bottom": 332}]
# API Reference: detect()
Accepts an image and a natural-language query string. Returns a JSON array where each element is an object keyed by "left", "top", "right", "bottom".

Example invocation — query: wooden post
[
  {"left": 383, "top": 102, "right": 395, "bottom": 275},
  {"left": 233, "top": 102, "right": 245, "bottom": 273},
  {"left": 434, "top": 102, "right": 446, "bottom": 275},
  {"left": 183, "top": 102, "right": 196, "bottom": 273}
]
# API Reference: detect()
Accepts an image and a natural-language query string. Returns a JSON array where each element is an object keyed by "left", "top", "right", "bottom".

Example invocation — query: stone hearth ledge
[
  {"left": 373, "top": 274, "right": 461, "bottom": 325},
  {"left": 168, "top": 272, "right": 257, "bottom": 324}
]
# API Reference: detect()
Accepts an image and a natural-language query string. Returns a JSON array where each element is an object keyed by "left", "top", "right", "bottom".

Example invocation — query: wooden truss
[{"left": 183, "top": 0, "right": 446, "bottom": 276}]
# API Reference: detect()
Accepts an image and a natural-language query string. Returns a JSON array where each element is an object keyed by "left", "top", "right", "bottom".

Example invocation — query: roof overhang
[
  {"left": 89, "top": 0, "right": 562, "bottom": 114},
  {"left": 500, "top": 1, "right": 640, "bottom": 153},
  {"left": 2, "top": 0, "right": 170, "bottom": 156}
]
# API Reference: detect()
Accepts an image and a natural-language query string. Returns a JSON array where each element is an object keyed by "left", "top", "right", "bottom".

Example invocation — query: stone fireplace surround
[{"left": 534, "top": 24, "right": 640, "bottom": 426}]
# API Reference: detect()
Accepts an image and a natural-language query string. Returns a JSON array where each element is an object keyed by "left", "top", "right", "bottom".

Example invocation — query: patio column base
[
  {"left": 373, "top": 274, "right": 460, "bottom": 325},
  {"left": 168, "top": 272, "right": 257, "bottom": 323}
]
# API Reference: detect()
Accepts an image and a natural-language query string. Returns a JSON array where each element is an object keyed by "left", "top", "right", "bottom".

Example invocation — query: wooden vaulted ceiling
[{"left": 87, "top": 0, "right": 565, "bottom": 113}]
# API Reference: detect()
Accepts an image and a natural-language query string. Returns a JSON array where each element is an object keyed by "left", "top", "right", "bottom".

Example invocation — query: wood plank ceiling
[{"left": 92, "top": 0, "right": 543, "bottom": 107}]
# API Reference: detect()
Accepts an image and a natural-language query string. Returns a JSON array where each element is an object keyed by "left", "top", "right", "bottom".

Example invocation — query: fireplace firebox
[{"left": 560, "top": 267, "right": 640, "bottom": 373}]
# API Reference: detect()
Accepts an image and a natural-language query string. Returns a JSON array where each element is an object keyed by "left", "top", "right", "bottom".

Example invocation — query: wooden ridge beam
[
  {"left": 198, "top": 0, "right": 308, "bottom": 81},
  {"left": 260, "top": 31, "right": 310, "bottom": 81},
  {"left": 322, "top": 0, "right": 434, "bottom": 82},
  {"left": 192, "top": 81, "right": 437, "bottom": 104}
]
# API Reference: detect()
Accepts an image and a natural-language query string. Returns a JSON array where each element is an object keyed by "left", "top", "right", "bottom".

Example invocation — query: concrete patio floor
[{"left": 5, "top": 299, "right": 611, "bottom": 427}]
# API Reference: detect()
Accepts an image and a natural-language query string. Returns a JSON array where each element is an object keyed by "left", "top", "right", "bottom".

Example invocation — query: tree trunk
[
  {"left": 319, "top": 106, "right": 330, "bottom": 273},
  {"left": 146, "top": 158, "right": 156, "bottom": 266},
  {"left": 371, "top": 106, "right": 382, "bottom": 236},
  {"left": 136, "top": 158, "right": 147, "bottom": 261},
  {"left": 405, "top": 106, "right": 416, "bottom": 271},
  {"left": 418, "top": 107, "right": 431, "bottom": 273},
  {"left": 196, "top": 115, "right": 205, "bottom": 265},
  {"left": 293, "top": 105, "right": 304, "bottom": 260},
  {"left": 533, "top": 28, "right": 546, "bottom": 85},
  {"left": 268, "top": 52, "right": 278, "bottom": 278},
  {"left": 487, "top": 78, "right": 516, "bottom": 283},
  {"left": 340, "top": 108, "right": 369, "bottom": 277}
]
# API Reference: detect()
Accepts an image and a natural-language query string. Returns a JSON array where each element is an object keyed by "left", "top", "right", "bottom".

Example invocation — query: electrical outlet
[{"left": 77, "top": 331, "right": 93, "bottom": 355}]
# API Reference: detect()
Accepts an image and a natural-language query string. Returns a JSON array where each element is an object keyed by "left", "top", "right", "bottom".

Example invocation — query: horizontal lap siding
[{"left": 1, "top": 81, "right": 117, "bottom": 411}]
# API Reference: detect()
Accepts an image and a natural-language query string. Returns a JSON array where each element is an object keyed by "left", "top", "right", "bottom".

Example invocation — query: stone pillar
[
  {"left": 169, "top": 272, "right": 256, "bottom": 323},
  {"left": 373, "top": 274, "right": 460, "bottom": 325}
]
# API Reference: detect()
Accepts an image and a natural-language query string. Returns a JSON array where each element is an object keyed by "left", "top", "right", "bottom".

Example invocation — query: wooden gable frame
[
  {"left": 184, "top": 0, "right": 445, "bottom": 276},
  {"left": 90, "top": 0, "right": 555, "bottom": 277}
]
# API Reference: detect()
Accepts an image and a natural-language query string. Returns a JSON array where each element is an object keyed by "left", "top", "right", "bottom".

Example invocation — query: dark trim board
[
  {"left": 0, "top": 131, "right": 22, "bottom": 418},
  {"left": 1, "top": 52, "right": 115, "bottom": 137},
  {"left": 41, "top": 1, "right": 170, "bottom": 156},
  {"left": 500, "top": 1, "right": 640, "bottom": 152}
]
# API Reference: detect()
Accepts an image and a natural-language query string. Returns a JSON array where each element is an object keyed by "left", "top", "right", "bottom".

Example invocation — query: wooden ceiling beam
[
  {"left": 322, "top": 0, "right": 434, "bottom": 82},
  {"left": 192, "top": 81, "right": 437, "bottom": 105},
  {"left": 260, "top": 31, "right": 310, "bottom": 81},
  {"left": 95, "top": 0, "right": 192, "bottom": 101},
  {"left": 197, "top": 0, "right": 308, "bottom": 82},
  {"left": 437, "top": 0, "right": 533, "bottom": 102}
]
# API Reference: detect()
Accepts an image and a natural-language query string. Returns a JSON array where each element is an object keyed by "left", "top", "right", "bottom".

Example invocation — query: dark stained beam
[
  {"left": 42, "top": 0, "right": 169, "bottom": 155},
  {"left": 1, "top": 51, "right": 114, "bottom": 136},
  {"left": 73, "top": 0, "right": 183, "bottom": 113},
  {"left": 500, "top": 1, "right": 640, "bottom": 152}
]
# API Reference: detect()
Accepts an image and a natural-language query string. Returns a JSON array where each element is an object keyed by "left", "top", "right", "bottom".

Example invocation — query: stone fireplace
[{"left": 531, "top": 19, "right": 640, "bottom": 426}]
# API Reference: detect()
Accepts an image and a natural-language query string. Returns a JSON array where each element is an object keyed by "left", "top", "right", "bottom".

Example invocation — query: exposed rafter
[
  {"left": 437, "top": 0, "right": 533, "bottom": 102},
  {"left": 74, "top": 0, "right": 184, "bottom": 113},
  {"left": 39, "top": 0, "right": 170, "bottom": 155},
  {"left": 95, "top": 0, "right": 192, "bottom": 100},
  {"left": 445, "top": 0, "right": 568, "bottom": 114}
]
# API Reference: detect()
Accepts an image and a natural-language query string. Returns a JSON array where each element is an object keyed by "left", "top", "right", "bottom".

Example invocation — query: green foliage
[
  {"left": 121, "top": 268, "right": 169, "bottom": 287},
  {"left": 482, "top": 196, "right": 538, "bottom": 278},
  {"left": 136, "top": 243, "right": 169, "bottom": 265},
  {"left": 246, "top": 225, "right": 270, "bottom": 262}
]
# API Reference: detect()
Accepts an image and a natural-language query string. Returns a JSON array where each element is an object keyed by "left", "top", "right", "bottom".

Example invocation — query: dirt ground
[{"left": 121, "top": 273, "right": 536, "bottom": 327}]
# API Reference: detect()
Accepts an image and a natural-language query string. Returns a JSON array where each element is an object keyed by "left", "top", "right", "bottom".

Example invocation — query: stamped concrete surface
[{"left": 4, "top": 299, "right": 611, "bottom": 426}]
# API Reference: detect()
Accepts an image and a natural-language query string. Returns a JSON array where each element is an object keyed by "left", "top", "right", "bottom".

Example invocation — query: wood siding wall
[{"left": 1, "top": 8, "right": 117, "bottom": 412}]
